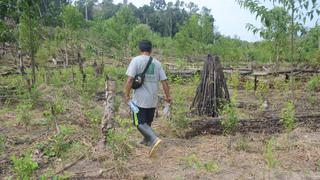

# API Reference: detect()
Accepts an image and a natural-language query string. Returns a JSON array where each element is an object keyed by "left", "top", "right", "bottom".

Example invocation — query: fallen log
[{"left": 185, "top": 113, "right": 320, "bottom": 138}]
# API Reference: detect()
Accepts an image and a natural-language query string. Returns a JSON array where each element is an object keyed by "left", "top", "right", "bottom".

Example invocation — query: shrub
[
  {"left": 306, "top": 75, "right": 320, "bottom": 92},
  {"left": 11, "top": 151, "right": 38, "bottom": 179},
  {"left": 107, "top": 128, "right": 133, "bottom": 160},
  {"left": 84, "top": 108, "right": 102, "bottom": 126},
  {"left": 280, "top": 101, "right": 296, "bottom": 132},
  {"left": 16, "top": 102, "right": 33, "bottom": 127},
  {"left": 0, "top": 135, "right": 5, "bottom": 155},
  {"left": 220, "top": 103, "right": 239, "bottom": 134}
]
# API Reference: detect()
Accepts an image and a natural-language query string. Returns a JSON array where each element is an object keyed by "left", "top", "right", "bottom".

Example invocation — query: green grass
[{"left": 264, "top": 138, "right": 277, "bottom": 170}]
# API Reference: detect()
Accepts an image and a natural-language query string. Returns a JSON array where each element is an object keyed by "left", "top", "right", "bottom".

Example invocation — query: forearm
[
  {"left": 161, "top": 80, "right": 171, "bottom": 100},
  {"left": 124, "top": 77, "right": 134, "bottom": 99}
]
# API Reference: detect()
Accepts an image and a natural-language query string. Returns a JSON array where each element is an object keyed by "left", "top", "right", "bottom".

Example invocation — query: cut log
[
  {"left": 100, "top": 76, "right": 116, "bottom": 143},
  {"left": 185, "top": 113, "right": 320, "bottom": 138}
]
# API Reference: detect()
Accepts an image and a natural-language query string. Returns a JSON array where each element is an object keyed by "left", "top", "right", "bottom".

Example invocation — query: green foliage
[
  {"left": 264, "top": 138, "right": 277, "bottom": 170},
  {"left": 228, "top": 72, "right": 240, "bottom": 103},
  {"left": 170, "top": 84, "right": 193, "bottom": 133},
  {"left": 244, "top": 80, "right": 254, "bottom": 91},
  {"left": 129, "top": 24, "right": 154, "bottom": 54},
  {"left": 235, "top": 136, "right": 249, "bottom": 151},
  {"left": 280, "top": 101, "right": 296, "bottom": 132},
  {"left": 107, "top": 117, "right": 134, "bottom": 160},
  {"left": 11, "top": 151, "right": 38, "bottom": 179},
  {"left": 102, "top": 6, "right": 139, "bottom": 59},
  {"left": 0, "top": 134, "right": 5, "bottom": 155},
  {"left": 36, "top": 125, "right": 75, "bottom": 158},
  {"left": 306, "top": 75, "right": 320, "bottom": 92},
  {"left": 181, "top": 154, "right": 220, "bottom": 173},
  {"left": 203, "top": 161, "right": 220, "bottom": 173},
  {"left": 175, "top": 14, "right": 214, "bottom": 56},
  {"left": 85, "top": 108, "right": 102, "bottom": 126},
  {"left": 107, "top": 128, "right": 133, "bottom": 160},
  {"left": 16, "top": 102, "right": 33, "bottom": 127},
  {"left": 182, "top": 154, "right": 202, "bottom": 169},
  {"left": 220, "top": 103, "right": 239, "bottom": 134},
  {"left": 18, "top": 1, "right": 41, "bottom": 54},
  {"left": 61, "top": 5, "right": 84, "bottom": 30},
  {"left": 255, "top": 81, "right": 269, "bottom": 98}
]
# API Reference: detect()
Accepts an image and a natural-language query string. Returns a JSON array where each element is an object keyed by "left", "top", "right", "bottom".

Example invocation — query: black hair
[{"left": 139, "top": 40, "right": 152, "bottom": 52}]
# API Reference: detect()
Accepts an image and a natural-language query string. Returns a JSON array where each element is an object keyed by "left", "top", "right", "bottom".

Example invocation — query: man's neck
[{"left": 141, "top": 52, "right": 151, "bottom": 56}]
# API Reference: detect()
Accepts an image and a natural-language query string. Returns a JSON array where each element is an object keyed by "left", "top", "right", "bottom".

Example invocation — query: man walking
[{"left": 124, "top": 40, "right": 171, "bottom": 156}]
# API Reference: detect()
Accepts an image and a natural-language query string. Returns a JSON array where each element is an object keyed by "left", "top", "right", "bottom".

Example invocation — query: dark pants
[{"left": 132, "top": 107, "right": 155, "bottom": 126}]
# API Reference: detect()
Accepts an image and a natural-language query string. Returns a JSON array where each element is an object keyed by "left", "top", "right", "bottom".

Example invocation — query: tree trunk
[
  {"left": 27, "top": 4, "right": 36, "bottom": 86},
  {"left": 290, "top": 3, "right": 295, "bottom": 62}
]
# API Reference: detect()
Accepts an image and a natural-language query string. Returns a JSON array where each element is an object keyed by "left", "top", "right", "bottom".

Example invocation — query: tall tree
[
  {"left": 246, "top": 7, "right": 291, "bottom": 62},
  {"left": 237, "top": 0, "right": 320, "bottom": 61},
  {"left": 18, "top": 0, "right": 42, "bottom": 85}
]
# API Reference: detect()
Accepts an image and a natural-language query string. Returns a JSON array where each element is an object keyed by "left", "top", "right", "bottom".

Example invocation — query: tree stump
[
  {"left": 95, "top": 76, "right": 116, "bottom": 156},
  {"left": 101, "top": 76, "right": 116, "bottom": 141},
  {"left": 191, "top": 54, "right": 230, "bottom": 117}
]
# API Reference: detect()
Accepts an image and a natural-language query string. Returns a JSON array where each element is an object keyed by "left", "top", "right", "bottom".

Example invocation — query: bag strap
[{"left": 141, "top": 56, "right": 153, "bottom": 75}]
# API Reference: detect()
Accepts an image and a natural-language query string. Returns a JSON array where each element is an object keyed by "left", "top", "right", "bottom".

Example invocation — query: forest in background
[{"left": 1, "top": 0, "right": 320, "bottom": 70}]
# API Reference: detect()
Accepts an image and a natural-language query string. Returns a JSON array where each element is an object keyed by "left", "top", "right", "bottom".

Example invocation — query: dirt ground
[{"left": 1, "top": 75, "right": 320, "bottom": 180}]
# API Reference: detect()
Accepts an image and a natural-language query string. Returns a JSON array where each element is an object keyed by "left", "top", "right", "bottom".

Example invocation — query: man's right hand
[
  {"left": 165, "top": 96, "right": 172, "bottom": 104},
  {"left": 125, "top": 95, "right": 130, "bottom": 104}
]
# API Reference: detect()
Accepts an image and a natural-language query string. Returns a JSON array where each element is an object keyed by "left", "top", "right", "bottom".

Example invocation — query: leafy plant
[
  {"left": 36, "top": 125, "right": 75, "bottom": 158},
  {"left": 107, "top": 117, "right": 134, "bottom": 160},
  {"left": 280, "top": 101, "right": 296, "bottom": 132},
  {"left": 85, "top": 108, "right": 102, "bottom": 126},
  {"left": 235, "top": 136, "right": 249, "bottom": 151},
  {"left": 203, "top": 161, "right": 220, "bottom": 173},
  {"left": 264, "top": 138, "right": 277, "bottom": 170},
  {"left": 228, "top": 72, "right": 240, "bottom": 103},
  {"left": 306, "top": 75, "right": 320, "bottom": 92},
  {"left": 16, "top": 102, "right": 33, "bottom": 127},
  {"left": 244, "top": 80, "right": 254, "bottom": 91},
  {"left": 182, "top": 154, "right": 202, "bottom": 169},
  {"left": 0, "top": 134, "right": 5, "bottom": 155},
  {"left": 181, "top": 154, "right": 220, "bottom": 173},
  {"left": 11, "top": 151, "right": 38, "bottom": 179},
  {"left": 221, "top": 103, "right": 239, "bottom": 134},
  {"left": 107, "top": 128, "right": 133, "bottom": 160}
]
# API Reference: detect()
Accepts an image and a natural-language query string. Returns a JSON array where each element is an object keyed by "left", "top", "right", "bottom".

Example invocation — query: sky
[{"left": 112, "top": 0, "right": 320, "bottom": 42}]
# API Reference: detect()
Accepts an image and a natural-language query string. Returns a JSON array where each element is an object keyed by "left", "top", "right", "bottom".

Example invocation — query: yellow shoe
[{"left": 149, "top": 138, "right": 162, "bottom": 157}]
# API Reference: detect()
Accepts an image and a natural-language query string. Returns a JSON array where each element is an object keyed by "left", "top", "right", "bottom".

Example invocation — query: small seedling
[
  {"left": 221, "top": 103, "right": 239, "bottom": 134},
  {"left": 306, "top": 75, "right": 320, "bottom": 92},
  {"left": 0, "top": 135, "right": 5, "bottom": 155},
  {"left": 182, "top": 154, "right": 202, "bottom": 169},
  {"left": 280, "top": 101, "right": 296, "bottom": 132},
  {"left": 264, "top": 138, "right": 277, "bottom": 170},
  {"left": 203, "top": 161, "right": 219, "bottom": 173},
  {"left": 235, "top": 136, "right": 249, "bottom": 151},
  {"left": 11, "top": 151, "right": 38, "bottom": 179},
  {"left": 16, "top": 102, "right": 33, "bottom": 127}
]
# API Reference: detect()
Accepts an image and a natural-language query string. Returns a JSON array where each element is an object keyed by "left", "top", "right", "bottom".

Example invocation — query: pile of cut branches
[{"left": 191, "top": 54, "right": 230, "bottom": 117}]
